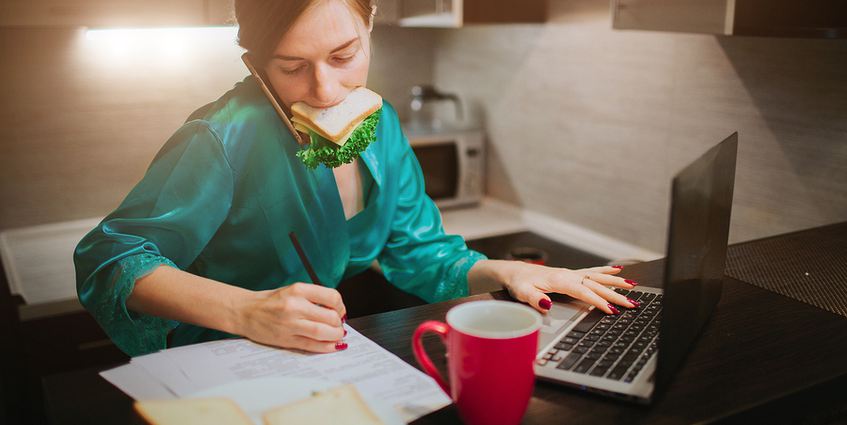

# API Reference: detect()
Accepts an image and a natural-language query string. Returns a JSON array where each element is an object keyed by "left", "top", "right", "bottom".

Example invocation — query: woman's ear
[{"left": 368, "top": 4, "right": 377, "bottom": 32}]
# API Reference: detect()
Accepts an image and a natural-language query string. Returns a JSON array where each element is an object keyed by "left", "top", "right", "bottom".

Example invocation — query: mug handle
[{"left": 412, "top": 320, "right": 451, "bottom": 395}]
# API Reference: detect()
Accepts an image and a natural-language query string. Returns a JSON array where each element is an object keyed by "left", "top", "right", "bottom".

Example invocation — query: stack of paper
[{"left": 101, "top": 325, "right": 450, "bottom": 423}]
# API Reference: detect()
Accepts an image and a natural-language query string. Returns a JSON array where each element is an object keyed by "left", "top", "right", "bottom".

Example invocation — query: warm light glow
[
  {"left": 82, "top": 26, "right": 240, "bottom": 67},
  {"left": 84, "top": 26, "right": 238, "bottom": 41}
]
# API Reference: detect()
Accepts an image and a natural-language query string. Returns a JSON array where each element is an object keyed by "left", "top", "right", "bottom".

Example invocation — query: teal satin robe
[{"left": 73, "top": 77, "right": 487, "bottom": 356}]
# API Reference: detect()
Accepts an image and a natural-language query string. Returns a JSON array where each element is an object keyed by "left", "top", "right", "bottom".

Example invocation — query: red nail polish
[
  {"left": 539, "top": 299, "right": 552, "bottom": 310},
  {"left": 343, "top": 329, "right": 348, "bottom": 337},
  {"left": 625, "top": 279, "right": 639, "bottom": 286},
  {"left": 607, "top": 304, "right": 621, "bottom": 315},
  {"left": 335, "top": 342, "right": 348, "bottom": 351},
  {"left": 627, "top": 298, "right": 640, "bottom": 308},
  {"left": 612, "top": 265, "right": 624, "bottom": 270}
]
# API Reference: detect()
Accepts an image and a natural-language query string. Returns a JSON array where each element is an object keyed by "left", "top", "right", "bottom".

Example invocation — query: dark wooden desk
[{"left": 41, "top": 258, "right": 847, "bottom": 425}]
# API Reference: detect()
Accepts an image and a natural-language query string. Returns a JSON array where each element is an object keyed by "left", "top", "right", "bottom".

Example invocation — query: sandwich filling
[
  {"left": 291, "top": 87, "right": 382, "bottom": 169},
  {"left": 295, "top": 110, "right": 380, "bottom": 169}
]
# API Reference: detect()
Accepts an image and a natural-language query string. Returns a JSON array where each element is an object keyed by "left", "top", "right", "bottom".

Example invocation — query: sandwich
[
  {"left": 291, "top": 87, "right": 383, "bottom": 169},
  {"left": 133, "top": 385, "right": 384, "bottom": 425},
  {"left": 134, "top": 398, "right": 252, "bottom": 425},
  {"left": 262, "top": 384, "right": 385, "bottom": 425}
]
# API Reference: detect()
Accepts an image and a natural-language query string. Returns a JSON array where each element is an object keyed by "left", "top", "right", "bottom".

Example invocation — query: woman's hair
[{"left": 235, "top": 0, "right": 374, "bottom": 67}]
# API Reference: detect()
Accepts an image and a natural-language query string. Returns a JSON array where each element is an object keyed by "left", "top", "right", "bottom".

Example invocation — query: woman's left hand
[{"left": 474, "top": 260, "right": 642, "bottom": 315}]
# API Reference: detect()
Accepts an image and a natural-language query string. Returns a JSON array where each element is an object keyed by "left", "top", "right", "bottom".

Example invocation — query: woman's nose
[{"left": 310, "top": 63, "right": 344, "bottom": 108}]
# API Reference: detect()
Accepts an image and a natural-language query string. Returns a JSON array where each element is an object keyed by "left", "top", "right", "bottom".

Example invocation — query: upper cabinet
[
  {"left": 612, "top": 0, "right": 847, "bottom": 38},
  {"left": 376, "top": 0, "right": 547, "bottom": 28},
  {"left": 0, "top": 0, "right": 233, "bottom": 27},
  {"left": 0, "top": 0, "right": 548, "bottom": 28}
]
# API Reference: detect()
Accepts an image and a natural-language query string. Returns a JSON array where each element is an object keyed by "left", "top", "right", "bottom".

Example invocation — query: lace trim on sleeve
[
  {"left": 431, "top": 249, "right": 488, "bottom": 302},
  {"left": 94, "top": 253, "right": 181, "bottom": 356}
]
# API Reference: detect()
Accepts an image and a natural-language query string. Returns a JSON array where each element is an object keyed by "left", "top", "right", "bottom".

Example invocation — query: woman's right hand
[{"left": 235, "top": 282, "right": 347, "bottom": 353}]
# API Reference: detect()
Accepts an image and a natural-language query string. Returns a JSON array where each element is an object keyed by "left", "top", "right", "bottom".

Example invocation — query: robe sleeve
[
  {"left": 73, "top": 121, "right": 234, "bottom": 356},
  {"left": 377, "top": 129, "right": 487, "bottom": 303}
]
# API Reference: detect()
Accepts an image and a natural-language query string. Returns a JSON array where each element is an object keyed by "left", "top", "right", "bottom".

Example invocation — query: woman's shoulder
[
  {"left": 374, "top": 100, "right": 407, "bottom": 150},
  {"left": 171, "top": 76, "right": 299, "bottom": 170},
  {"left": 379, "top": 100, "right": 401, "bottom": 130},
  {"left": 186, "top": 76, "right": 281, "bottom": 136}
]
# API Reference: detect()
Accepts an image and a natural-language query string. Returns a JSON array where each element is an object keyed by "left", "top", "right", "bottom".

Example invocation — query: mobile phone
[{"left": 241, "top": 52, "right": 304, "bottom": 145}]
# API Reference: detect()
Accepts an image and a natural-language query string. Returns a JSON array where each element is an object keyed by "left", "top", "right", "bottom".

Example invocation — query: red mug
[
  {"left": 412, "top": 301, "right": 542, "bottom": 425},
  {"left": 506, "top": 246, "right": 548, "bottom": 265}
]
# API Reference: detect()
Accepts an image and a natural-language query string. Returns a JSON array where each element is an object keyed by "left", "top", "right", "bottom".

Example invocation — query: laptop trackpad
[{"left": 537, "top": 300, "right": 589, "bottom": 352}]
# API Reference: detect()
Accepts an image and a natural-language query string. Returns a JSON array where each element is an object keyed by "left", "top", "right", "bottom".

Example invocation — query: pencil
[
  {"left": 289, "top": 231, "right": 322, "bottom": 286},
  {"left": 289, "top": 231, "right": 347, "bottom": 345}
]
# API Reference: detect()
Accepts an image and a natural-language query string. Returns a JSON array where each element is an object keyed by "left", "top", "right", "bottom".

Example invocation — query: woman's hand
[
  {"left": 235, "top": 282, "right": 348, "bottom": 353},
  {"left": 469, "top": 260, "right": 641, "bottom": 315},
  {"left": 506, "top": 262, "right": 641, "bottom": 314}
]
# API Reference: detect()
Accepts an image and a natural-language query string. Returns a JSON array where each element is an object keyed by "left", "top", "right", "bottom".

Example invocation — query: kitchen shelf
[
  {"left": 612, "top": 0, "right": 847, "bottom": 38},
  {"left": 377, "top": 0, "right": 547, "bottom": 28},
  {"left": 0, "top": 0, "right": 233, "bottom": 27}
]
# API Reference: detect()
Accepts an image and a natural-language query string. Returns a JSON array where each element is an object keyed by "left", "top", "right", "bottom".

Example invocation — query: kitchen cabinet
[
  {"left": 612, "top": 0, "right": 847, "bottom": 38},
  {"left": 0, "top": 0, "right": 233, "bottom": 27},
  {"left": 376, "top": 0, "right": 547, "bottom": 28}
]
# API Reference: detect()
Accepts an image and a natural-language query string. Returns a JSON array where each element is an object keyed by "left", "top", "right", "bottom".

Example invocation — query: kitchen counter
[
  {"left": 0, "top": 217, "right": 101, "bottom": 321},
  {"left": 443, "top": 198, "right": 662, "bottom": 262},
  {"left": 439, "top": 197, "right": 526, "bottom": 239}
]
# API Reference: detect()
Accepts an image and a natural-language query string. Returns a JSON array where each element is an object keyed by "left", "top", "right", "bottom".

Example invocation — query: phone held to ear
[
  {"left": 241, "top": 52, "right": 383, "bottom": 170},
  {"left": 241, "top": 52, "right": 304, "bottom": 145}
]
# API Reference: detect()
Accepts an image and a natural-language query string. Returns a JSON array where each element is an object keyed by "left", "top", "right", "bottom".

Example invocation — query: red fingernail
[
  {"left": 627, "top": 298, "right": 641, "bottom": 308},
  {"left": 539, "top": 298, "right": 552, "bottom": 310},
  {"left": 343, "top": 329, "right": 348, "bottom": 337},
  {"left": 607, "top": 304, "right": 621, "bottom": 315},
  {"left": 625, "top": 279, "right": 639, "bottom": 286},
  {"left": 612, "top": 265, "right": 624, "bottom": 270},
  {"left": 335, "top": 342, "right": 348, "bottom": 351}
]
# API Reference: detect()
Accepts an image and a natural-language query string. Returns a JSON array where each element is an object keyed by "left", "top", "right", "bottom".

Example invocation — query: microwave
[{"left": 407, "top": 129, "right": 485, "bottom": 209}]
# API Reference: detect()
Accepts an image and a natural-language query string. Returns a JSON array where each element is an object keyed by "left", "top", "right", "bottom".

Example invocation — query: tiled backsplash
[{"left": 433, "top": 0, "right": 847, "bottom": 252}]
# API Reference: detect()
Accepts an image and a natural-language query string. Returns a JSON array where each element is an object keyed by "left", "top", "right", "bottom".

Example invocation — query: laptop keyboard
[{"left": 537, "top": 289, "right": 661, "bottom": 383}]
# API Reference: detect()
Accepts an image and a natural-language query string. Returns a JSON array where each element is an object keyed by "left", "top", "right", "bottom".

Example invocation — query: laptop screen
[{"left": 655, "top": 133, "right": 738, "bottom": 395}]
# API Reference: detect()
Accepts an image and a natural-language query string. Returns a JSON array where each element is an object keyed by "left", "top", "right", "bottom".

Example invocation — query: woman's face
[{"left": 264, "top": 0, "right": 371, "bottom": 109}]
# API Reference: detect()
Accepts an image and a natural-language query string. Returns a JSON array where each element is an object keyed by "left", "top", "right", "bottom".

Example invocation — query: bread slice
[
  {"left": 291, "top": 87, "right": 382, "bottom": 145},
  {"left": 134, "top": 398, "right": 252, "bottom": 425},
  {"left": 292, "top": 115, "right": 361, "bottom": 146},
  {"left": 262, "top": 384, "right": 384, "bottom": 425}
]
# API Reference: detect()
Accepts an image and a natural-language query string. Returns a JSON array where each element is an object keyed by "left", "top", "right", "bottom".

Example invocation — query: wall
[
  {"left": 0, "top": 25, "right": 435, "bottom": 229},
  {"left": 3, "top": 1, "right": 846, "bottom": 255},
  {"left": 433, "top": 0, "right": 847, "bottom": 252}
]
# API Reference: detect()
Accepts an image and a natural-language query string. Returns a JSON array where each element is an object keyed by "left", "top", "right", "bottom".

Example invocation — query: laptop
[{"left": 534, "top": 133, "right": 738, "bottom": 403}]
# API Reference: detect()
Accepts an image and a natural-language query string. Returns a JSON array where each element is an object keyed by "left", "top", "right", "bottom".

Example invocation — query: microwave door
[
  {"left": 409, "top": 130, "right": 485, "bottom": 209},
  {"left": 413, "top": 143, "right": 459, "bottom": 204}
]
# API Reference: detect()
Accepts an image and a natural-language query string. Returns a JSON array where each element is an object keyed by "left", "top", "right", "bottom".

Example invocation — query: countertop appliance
[
  {"left": 406, "top": 127, "right": 485, "bottom": 210},
  {"left": 407, "top": 84, "right": 464, "bottom": 132},
  {"left": 404, "top": 84, "right": 484, "bottom": 209}
]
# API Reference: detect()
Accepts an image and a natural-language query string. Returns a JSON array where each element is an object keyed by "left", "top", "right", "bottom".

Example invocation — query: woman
[{"left": 74, "top": 0, "right": 640, "bottom": 357}]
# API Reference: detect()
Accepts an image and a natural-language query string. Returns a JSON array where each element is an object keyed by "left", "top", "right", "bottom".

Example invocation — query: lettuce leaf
[{"left": 296, "top": 108, "right": 381, "bottom": 169}]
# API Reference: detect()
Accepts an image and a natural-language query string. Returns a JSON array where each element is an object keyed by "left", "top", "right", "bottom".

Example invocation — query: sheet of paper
[
  {"left": 132, "top": 350, "right": 204, "bottom": 396},
  {"left": 102, "top": 325, "right": 450, "bottom": 422},
  {"left": 165, "top": 326, "right": 450, "bottom": 421},
  {"left": 99, "top": 363, "right": 176, "bottom": 400}
]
